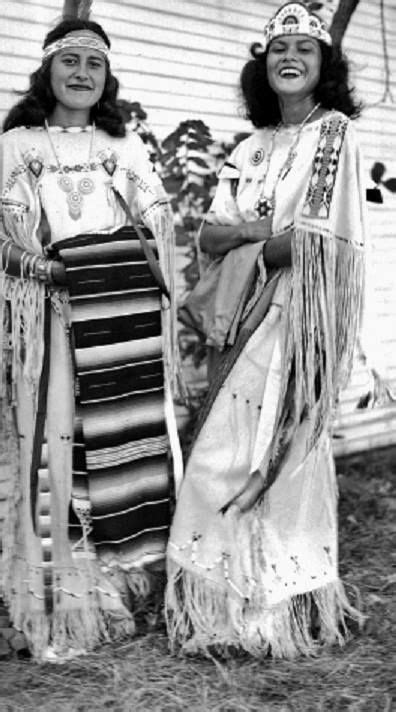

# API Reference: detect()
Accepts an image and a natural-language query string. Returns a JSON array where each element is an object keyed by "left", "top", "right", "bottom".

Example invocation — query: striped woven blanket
[{"left": 55, "top": 226, "right": 170, "bottom": 567}]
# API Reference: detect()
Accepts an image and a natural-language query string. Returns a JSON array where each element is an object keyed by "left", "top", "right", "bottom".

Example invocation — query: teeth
[{"left": 280, "top": 69, "right": 300, "bottom": 77}]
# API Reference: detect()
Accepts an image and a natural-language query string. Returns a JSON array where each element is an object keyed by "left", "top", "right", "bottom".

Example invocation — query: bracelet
[
  {"left": 35, "top": 259, "right": 49, "bottom": 283},
  {"left": 28, "top": 254, "right": 40, "bottom": 279},
  {"left": 20, "top": 250, "right": 30, "bottom": 280},
  {"left": 46, "top": 260, "right": 54, "bottom": 285},
  {"left": 1, "top": 240, "right": 12, "bottom": 274}
]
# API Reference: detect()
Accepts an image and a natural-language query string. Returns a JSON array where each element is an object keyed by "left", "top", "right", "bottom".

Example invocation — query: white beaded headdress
[
  {"left": 42, "top": 30, "right": 110, "bottom": 61},
  {"left": 263, "top": 1, "right": 336, "bottom": 50}
]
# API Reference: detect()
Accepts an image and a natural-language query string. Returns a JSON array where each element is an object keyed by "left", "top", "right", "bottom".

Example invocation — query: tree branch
[{"left": 330, "top": 0, "right": 361, "bottom": 46}]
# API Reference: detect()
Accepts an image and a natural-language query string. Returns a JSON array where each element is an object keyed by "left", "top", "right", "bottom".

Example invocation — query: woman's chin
[{"left": 275, "top": 83, "right": 309, "bottom": 99}]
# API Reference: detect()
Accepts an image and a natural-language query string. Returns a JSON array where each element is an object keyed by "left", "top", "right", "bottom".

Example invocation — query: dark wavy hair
[
  {"left": 2, "top": 19, "right": 125, "bottom": 137},
  {"left": 240, "top": 40, "right": 362, "bottom": 128}
]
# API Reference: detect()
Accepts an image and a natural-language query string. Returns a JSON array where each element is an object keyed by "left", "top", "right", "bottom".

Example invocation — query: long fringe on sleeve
[
  {"left": 258, "top": 228, "right": 365, "bottom": 491},
  {"left": 0, "top": 275, "right": 46, "bottom": 463},
  {"left": 142, "top": 199, "right": 187, "bottom": 403}
]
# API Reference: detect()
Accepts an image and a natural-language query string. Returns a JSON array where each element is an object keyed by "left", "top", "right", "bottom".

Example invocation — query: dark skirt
[{"left": 54, "top": 226, "right": 170, "bottom": 567}]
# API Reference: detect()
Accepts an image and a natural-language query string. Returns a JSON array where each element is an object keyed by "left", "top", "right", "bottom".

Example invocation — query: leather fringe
[{"left": 165, "top": 561, "right": 363, "bottom": 659}]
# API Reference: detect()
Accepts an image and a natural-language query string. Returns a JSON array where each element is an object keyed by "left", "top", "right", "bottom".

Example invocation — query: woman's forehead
[
  {"left": 56, "top": 47, "right": 105, "bottom": 60},
  {"left": 270, "top": 34, "right": 319, "bottom": 45}
]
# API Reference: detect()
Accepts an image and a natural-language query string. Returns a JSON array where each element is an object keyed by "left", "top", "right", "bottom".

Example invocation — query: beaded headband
[
  {"left": 42, "top": 30, "right": 110, "bottom": 62},
  {"left": 263, "top": 2, "right": 333, "bottom": 50}
]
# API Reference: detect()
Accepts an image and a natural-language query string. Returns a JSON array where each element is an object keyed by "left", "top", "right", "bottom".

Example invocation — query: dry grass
[{"left": 0, "top": 451, "right": 395, "bottom": 712}]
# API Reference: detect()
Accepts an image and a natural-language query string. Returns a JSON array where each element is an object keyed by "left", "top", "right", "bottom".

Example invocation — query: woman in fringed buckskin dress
[
  {"left": 166, "top": 1, "right": 366, "bottom": 658},
  {"left": 0, "top": 18, "right": 183, "bottom": 661}
]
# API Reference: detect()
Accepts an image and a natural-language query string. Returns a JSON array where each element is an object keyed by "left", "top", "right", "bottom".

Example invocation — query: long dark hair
[
  {"left": 2, "top": 19, "right": 125, "bottom": 137},
  {"left": 240, "top": 40, "right": 362, "bottom": 128}
]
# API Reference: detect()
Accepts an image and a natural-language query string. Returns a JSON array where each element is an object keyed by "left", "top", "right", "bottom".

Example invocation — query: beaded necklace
[
  {"left": 44, "top": 120, "right": 96, "bottom": 221},
  {"left": 256, "top": 102, "right": 320, "bottom": 218}
]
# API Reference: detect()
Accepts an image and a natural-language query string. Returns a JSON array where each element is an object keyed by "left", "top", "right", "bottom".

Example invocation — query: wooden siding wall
[
  {"left": 333, "top": 1, "right": 396, "bottom": 453},
  {"left": 0, "top": 0, "right": 395, "bottom": 455},
  {"left": 0, "top": 0, "right": 280, "bottom": 140}
]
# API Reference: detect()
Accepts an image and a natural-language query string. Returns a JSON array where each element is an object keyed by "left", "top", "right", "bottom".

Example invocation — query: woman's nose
[
  {"left": 73, "top": 63, "right": 89, "bottom": 79},
  {"left": 283, "top": 48, "right": 297, "bottom": 62}
]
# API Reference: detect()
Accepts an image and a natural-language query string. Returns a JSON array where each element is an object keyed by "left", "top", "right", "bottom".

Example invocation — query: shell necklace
[
  {"left": 45, "top": 120, "right": 96, "bottom": 221},
  {"left": 255, "top": 102, "right": 320, "bottom": 218}
]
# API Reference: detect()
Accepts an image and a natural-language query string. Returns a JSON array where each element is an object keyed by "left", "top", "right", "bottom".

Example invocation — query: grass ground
[{"left": 0, "top": 450, "right": 395, "bottom": 712}]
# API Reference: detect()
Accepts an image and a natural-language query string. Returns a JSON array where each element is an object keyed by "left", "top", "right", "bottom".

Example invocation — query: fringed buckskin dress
[
  {"left": 166, "top": 110, "right": 366, "bottom": 658},
  {"left": 0, "top": 125, "right": 182, "bottom": 660}
]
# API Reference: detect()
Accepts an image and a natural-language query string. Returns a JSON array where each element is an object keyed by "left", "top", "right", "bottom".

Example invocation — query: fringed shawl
[
  {"left": 205, "top": 111, "right": 366, "bottom": 491},
  {"left": 260, "top": 113, "right": 366, "bottom": 490},
  {"left": 0, "top": 127, "right": 183, "bottom": 448}
]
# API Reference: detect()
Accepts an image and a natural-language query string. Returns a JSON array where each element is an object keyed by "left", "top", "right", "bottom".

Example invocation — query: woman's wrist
[
  {"left": 240, "top": 223, "right": 250, "bottom": 241},
  {"left": 49, "top": 259, "right": 67, "bottom": 286},
  {"left": 34, "top": 257, "right": 54, "bottom": 285},
  {"left": 262, "top": 230, "right": 292, "bottom": 268},
  {"left": 0, "top": 241, "right": 64, "bottom": 286},
  {"left": 232, "top": 225, "right": 249, "bottom": 247}
]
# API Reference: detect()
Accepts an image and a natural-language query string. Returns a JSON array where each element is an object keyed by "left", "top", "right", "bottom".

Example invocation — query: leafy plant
[
  {"left": 159, "top": 120, "right": 218, "bottom": 385},
  {"left": 124, "top": 106, "right": 248, "bottom": 396},
  {"left": 161, "top": 120, "right": 217, "bottom": 242},
  {"left": 117, "top": 99, "right": 162, "bottom": 166}
]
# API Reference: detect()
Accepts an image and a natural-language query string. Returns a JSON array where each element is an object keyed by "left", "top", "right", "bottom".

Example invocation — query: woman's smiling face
[
  {"left": 50, "top": 47, "right": 106, "bottom": 121},
  {"left": 266, "top": 34, "right": 321, "bottom": 101}
]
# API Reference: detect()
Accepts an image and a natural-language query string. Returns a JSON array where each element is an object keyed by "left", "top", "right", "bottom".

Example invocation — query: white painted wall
[{"left": 0, "top": 0, "right": 395, "bottom": 463}]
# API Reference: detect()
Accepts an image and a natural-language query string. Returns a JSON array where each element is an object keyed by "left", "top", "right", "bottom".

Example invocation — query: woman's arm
[
  {"left": 200, "top": 218, "right": 272, "bottom": 256},
  {"left": 200, "top": 220, "right": 293, "bottom": 268},
  {"left": 263, "top": 230, "right": 292, "bottom": 268},
  {"left": 0, "top": 236, "right": 66, "bottom": 285}
]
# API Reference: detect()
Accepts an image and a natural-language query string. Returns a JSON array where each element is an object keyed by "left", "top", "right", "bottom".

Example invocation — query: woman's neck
[
  {"left": 48, "top": 106, "right": 91, "bottom": 128},
  {"left": 278, "top": 96, "right": 317, "bottom": 126}
]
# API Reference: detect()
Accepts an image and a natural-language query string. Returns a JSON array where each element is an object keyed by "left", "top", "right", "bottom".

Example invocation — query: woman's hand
[
  {"left": 200, "top": 218, "right": 272, "bottom": 256},
  {"left": 220, "top": 469, "right": 266, "bottom": 514},
  {"left": 242, "top": 217, "right": 272, "bottom": 243},
  {"left": 263, "top": 230, "right": 292, "bottom": 268},
  {"left": 50, "top": 260, "right": 67, "bottom": 286}
]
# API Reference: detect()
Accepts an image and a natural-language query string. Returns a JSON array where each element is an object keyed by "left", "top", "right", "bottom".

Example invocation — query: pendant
[
  {"left": 281, "top": 150, "right": 297, "bottom": 180},
  {"left": 57, "top": 174, "right": 95, "bottom": 219},
  {"left": 78, "top": 176, "right": 95, "bottom": 195},
  {"left": 46, "top": 120, "right": 97, "bottom": 221},
  {"left": 256, "top": 196, "right": 274, "bottom": 217},
  {"left": 58, "top": 174, "right": 73, "bottom": 193},
  {"left": 67, "top": 192, "right": 83, "bottom": 220},
  {"left": 250, "top": 148, "right": 265, "bottom": 166}
]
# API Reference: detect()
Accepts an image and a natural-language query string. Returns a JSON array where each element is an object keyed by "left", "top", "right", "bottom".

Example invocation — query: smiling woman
[
  {"left": 49, "top": 47, "right": 107, "bottom": 127},
  {"left": 3, "top": 21, "right": 125, "bottom": 138},
  {"left": 166, "top": 1, "right": 367, "bottom": 659},
  {"left": 0, "top": 18, "right": 183, "bottom": 661},
  {"left": 266, "top": 35, "right": 322, "bottom": 106}
]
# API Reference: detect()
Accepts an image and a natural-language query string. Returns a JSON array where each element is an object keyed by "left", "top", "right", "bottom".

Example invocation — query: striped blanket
[{"left": 55, "top": 226, "right": 170, "bottom": 568}]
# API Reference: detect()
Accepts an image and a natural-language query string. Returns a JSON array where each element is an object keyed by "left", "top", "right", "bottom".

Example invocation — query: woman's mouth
[{"left": 279, "top": 68, "right": 302, "bottom": 78}]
